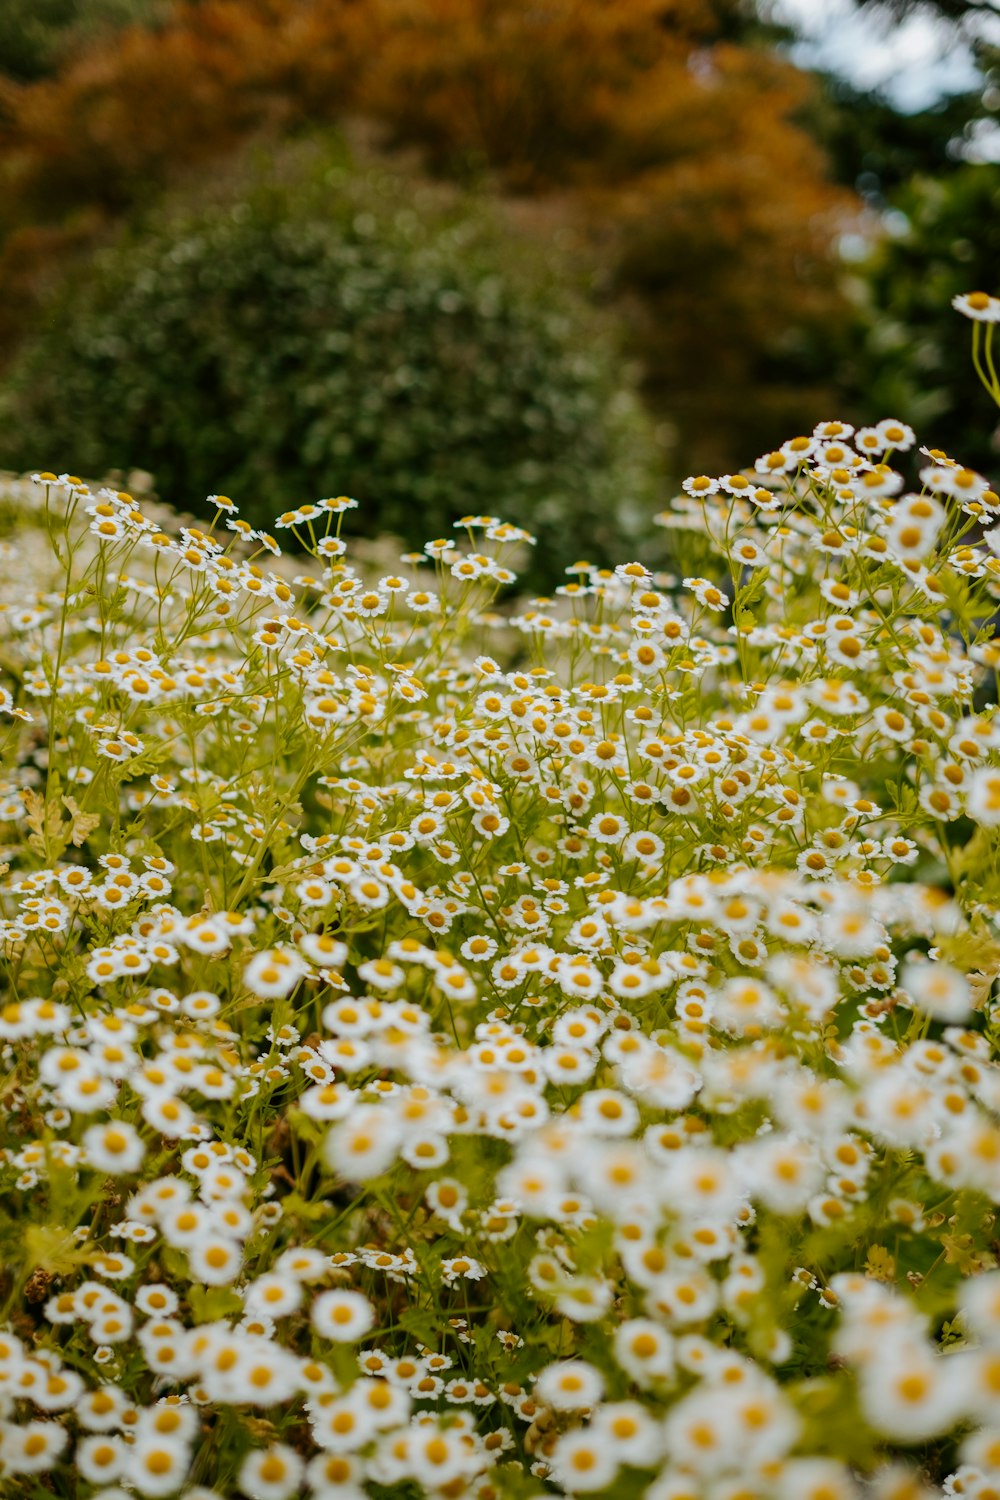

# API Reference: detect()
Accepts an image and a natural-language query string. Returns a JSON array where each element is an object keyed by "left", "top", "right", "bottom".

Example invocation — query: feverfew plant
[{"left": 4, "top": 305, "right": 1000, "bottom": 1498}]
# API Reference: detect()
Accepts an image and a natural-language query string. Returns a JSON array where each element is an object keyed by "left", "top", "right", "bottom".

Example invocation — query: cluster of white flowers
[{"left": 0, "top": 393, "right": 1000, "bottom": 1499}]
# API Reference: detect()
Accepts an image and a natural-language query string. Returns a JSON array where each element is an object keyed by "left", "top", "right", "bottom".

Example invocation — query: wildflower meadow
[{"left": 5, "top": 297, "right": 1000, "bottom": 1500}]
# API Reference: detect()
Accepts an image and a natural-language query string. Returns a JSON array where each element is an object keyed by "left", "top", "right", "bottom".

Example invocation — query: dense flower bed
[{"left": 4, "top": 323, "right": 1000, "bottom": 1496}]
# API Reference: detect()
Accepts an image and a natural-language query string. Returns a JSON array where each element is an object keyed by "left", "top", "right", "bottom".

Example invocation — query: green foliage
[
  {"left": 844, "top": 165, "right": 1000, "bottom": 475},
  {"left": 801, "top": 76, "right": 991, "bottom": 200},
  {"left": 0, "top": 0, "right": 168, "bottom": 82},
  {"left": 0, "top": 144, "right": 664, "bottom": 585}
]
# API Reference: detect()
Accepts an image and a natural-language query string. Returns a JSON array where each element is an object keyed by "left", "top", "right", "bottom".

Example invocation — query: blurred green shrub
[
  {"left": 844, "top": 165, "right": 1000, "bottom": 475},
  {"left": 0, "top": 147, "right": 664, "bottom": 586}
]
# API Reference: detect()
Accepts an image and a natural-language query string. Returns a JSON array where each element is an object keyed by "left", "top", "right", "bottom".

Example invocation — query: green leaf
[{"left": 189, "top": 1286, "right": 244, "bottom": 1324}]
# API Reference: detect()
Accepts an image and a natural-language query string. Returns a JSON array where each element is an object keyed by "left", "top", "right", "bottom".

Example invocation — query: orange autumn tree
[
  {"left": 0, "top": 0, "right": 362, "bottom": 347},
  {"left": 607, "top": 42, "right": 850, "bottom": 470},
  {"left": 0, "top": 0, "right": 853, "bottom": 474},
  {"left": 357, "top": 0, "right": 853, "bottom": 470},
  {"left": 354, "top": 0, "right": 722, "bottom": 188},
  {"left": 0, "top": 0, "right": 358, "bottom": 223}
]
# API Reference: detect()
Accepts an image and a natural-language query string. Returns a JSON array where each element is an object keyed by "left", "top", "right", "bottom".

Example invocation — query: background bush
[
  {"left": 0, "top": 0, "right": 849, "bottom": 484},
  {"left": 0, "top": 144, "right": 664, "bottom": 583}
]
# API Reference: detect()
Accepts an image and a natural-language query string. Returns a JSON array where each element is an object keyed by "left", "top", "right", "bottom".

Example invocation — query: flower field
[{"left": 4, "top": 306, "right": 1000, "bottom": 1497}]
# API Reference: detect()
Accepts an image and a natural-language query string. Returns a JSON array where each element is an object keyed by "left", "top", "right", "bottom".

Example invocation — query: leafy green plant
[{"left": 0, "top": 143, "right": 665, "bottom": 586}]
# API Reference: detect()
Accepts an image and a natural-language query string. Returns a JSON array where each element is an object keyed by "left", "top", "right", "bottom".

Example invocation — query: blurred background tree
[
  {"left": 356, "top": 0, "right": 850, "bottom": 472},
  {"left": 0, "top": 0, "right": 168, "bottom": 83},
  {"left": 838, "top": 165, "right": 1000, "bottom": 473},
  {"left": 0, "top": 142, "right": 664, "bottom": 586},
  {"left": 1, "top": 0, "right": 998, "bottom": 543},
  {"left": 851, "top": 0, "right": 1000, "bottom": 21},
  {"left": 0, "top": 0, "right": 851, "bottom": 498},
  {"left": 786, "top": 0, "right": 1000, "bottom": 469}
]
